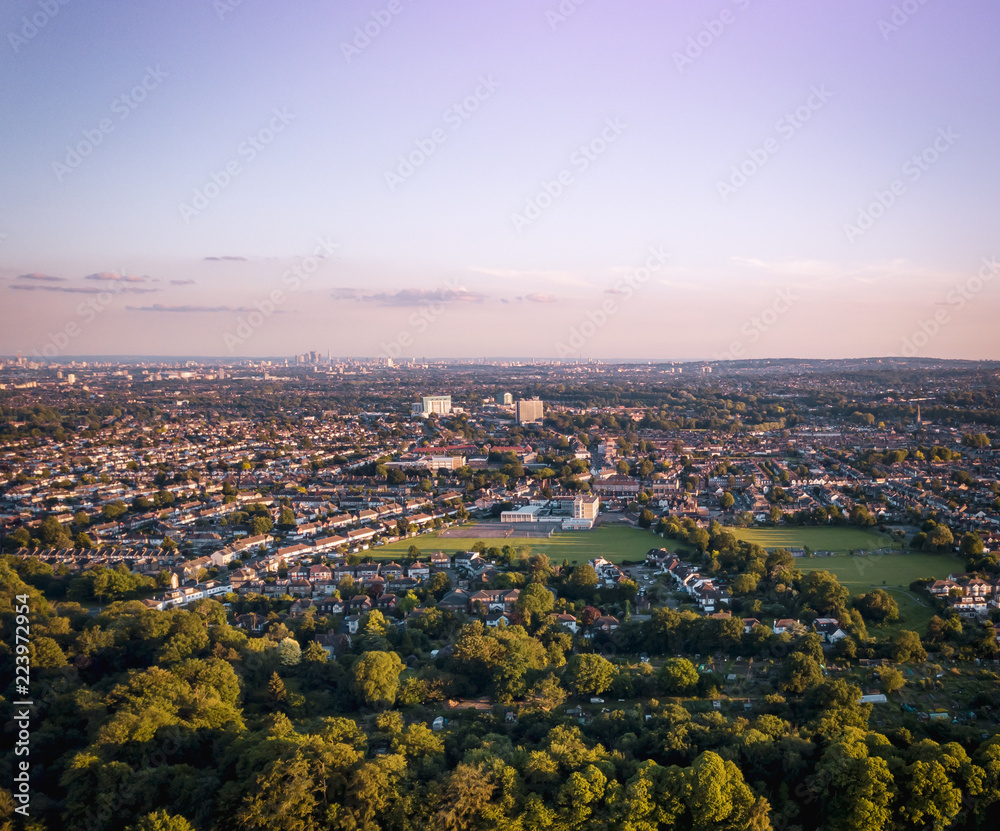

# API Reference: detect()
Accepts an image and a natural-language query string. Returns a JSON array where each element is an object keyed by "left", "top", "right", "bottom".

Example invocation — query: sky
[{"left": 1, "top": 0, "right": 998, "bottom": 361}]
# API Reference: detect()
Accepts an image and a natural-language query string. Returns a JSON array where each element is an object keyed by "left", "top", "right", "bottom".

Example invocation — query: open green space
[
  {"left": 876, "top": 589, "right": 938, "bottom": 636},
  {"left": 727, "top": 526, "right": 897, "bottom": 553},
  {"left": 376, "top": 523, "right": 675, "bottom": 565},
  {"left": 794, "top": 551, "right": 960, "bottom": 593},
  {"left": 796, "top": 551, "right": 960, "bottom": 633}
]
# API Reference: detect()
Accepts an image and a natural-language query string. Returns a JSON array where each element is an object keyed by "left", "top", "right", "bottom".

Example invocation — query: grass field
[
  {"left": 794, "top": 551, "right": 959, "bottom": 592},
  {"left": 795, "top": 551, "right": 961, "bottom": 633},
  {"left": 727, "top": 526, "right": 897, "bottom": 553},
  {"left": 376, "top": 523, "right": 673, "bottom": 565}
]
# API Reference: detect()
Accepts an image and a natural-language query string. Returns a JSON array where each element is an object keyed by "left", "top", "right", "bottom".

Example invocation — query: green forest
[{"left": 3, "top": 552, "right": 1000, "bottom": 831}]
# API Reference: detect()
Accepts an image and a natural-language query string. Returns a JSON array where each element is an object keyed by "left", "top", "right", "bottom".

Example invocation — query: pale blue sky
[{"left": 2, "top": 0, "right": 998, "bottom": 359}]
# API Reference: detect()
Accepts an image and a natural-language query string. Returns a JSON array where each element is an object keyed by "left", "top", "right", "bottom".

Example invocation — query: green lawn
[
  {"left": 796, "top": 551, "right": 960, "bottom": 633},
  {"left": 727, "top": 526, "right": 897, "bottom": 553},
  {"left": 794, "top": 551, "right": 960, "bottom": 593},
  {"left": 376, "top": 524, "right": 675, "bottom": 566}
]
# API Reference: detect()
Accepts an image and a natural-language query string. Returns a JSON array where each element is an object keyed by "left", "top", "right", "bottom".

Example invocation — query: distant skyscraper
[
  {"left": 496, "top": 392, "right": 513, "bottom": 405},
  {"left": 516, "top": 397, "right": 544, "bottom": 424}
]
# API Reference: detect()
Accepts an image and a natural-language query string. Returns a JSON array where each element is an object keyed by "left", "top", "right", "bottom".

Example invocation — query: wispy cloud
[
  {"left": 520, "top": 292, "right": 558, "bottom": 303},
  {"left": 333, "top": 287, "right": 488, "bottom": 305},
  {"left": 170, "top": 279, "right": 196, "bottom": 286},
  {"left": 729, "top": 256, "right": 927, "bottom": 286},
  {"left": 16, "top": 273, "right": 66, "bottom": 282},
  {"left": 85, "top": 271, "right": 149, "bottom": 283},
  {"left": 11, "top": 284, "right": 157, "bottom": 294},
  {"left": 204, "top": 256, "right": 248, "bottom": 261},
  {"left": 126, "top": 303, "right": 280, "bottom": 313},
  {"left": 373, "top": 288, "right": 487, "bottom": 306}
]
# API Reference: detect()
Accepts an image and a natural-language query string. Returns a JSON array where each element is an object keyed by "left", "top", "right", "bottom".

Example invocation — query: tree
[
  {"left": 659, "top": 657, "right": 699, "bottom": 695},
  {"left": 732, "top": 573, "right": 758, "bottom": 595},
  {"left": 434, "top": 761, "right": 503, "bottom": 831},
  {"left": 125, "top": 811, "right": 195, "bottom": 831},
  {"left": 267, "top": 671, "right": 287, "bottom": 706},
  {"left": 351, "top": 650, "right": 405, "bottom": 709},
  {"left": 425, "top": 571, "right": 451, "bottom": 599},
  {"left": 563, "top": 653, "right": 615, "bottom": 697},
  {"left": 779, "top": 653, "right": 822, "bottom": 694},
  {"left": 515, "top": 582, "right": 554, "bottom": 628},
  {"left": 249, "top": 515, "right": 273, "bottom": 536},
  {"left": 38, "top": 516, "right": 72, "bottom": 547},
  {"left": 5, "top": 527, "right": 31, "bottom": 550},
  {"left": 765, "top": 548, "right": 794, "bottom": 573},
  {"left": 719, "top": 492, "right": 735, "bottom": 510},
  {"left": 102, "top": 500, "right": 127, "bottom": 521},
  {"left": 810, "top": 729, "right": 895, "bottom": 831},
  {"left": 685, "top": 751, "right": 771, "bottom": 831},
  {"left": 801, "top": 570, "right": 849, "bottom": 617},
  {"left": 875, "top": 666, "right": 905, "bottom": 695},
  {"left": 891, "top": 630, "right": 927, "bottom": 663},
  {"left": 525, "top": 552, "right": 554, "bottom": 583},
  {"left": 278, "top": 507, "right": 296, "bottom": 528},
  {"left": 278, "top": 637, "right": 301, "bottom": 666},
  {"left": 853, "top": 589, "right": 899, "bottom": 623},
  {"left": 926, "top": 524, "right": 954, "bottom": 552},
  {"left": 302, "top": 641, "right": 328, "bottom": 663},
  {"left": 523, "top": 674, "right": 567, "bottom": 713},
  {"left": 567, "top": 564, "right": 598, "bottom": 600},
  {"left": 960, "top": 532, "right": 984, "bottom": 558},
  {"left": 899, "top": 759, "right": 963, "bottom": 831}
]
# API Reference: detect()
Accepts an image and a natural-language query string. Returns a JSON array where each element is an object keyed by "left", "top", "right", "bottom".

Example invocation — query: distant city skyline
[{"left": 2, "top": 0, "right": 998, "bottom": 360}]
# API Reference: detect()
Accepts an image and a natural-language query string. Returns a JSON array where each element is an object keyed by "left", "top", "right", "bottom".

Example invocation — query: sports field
[
  {"left": 377, "top": 523, "right": 672, "bottom": 565},
  {"left": 727, "top": 526, "right": 897, "bottom": 553}
]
